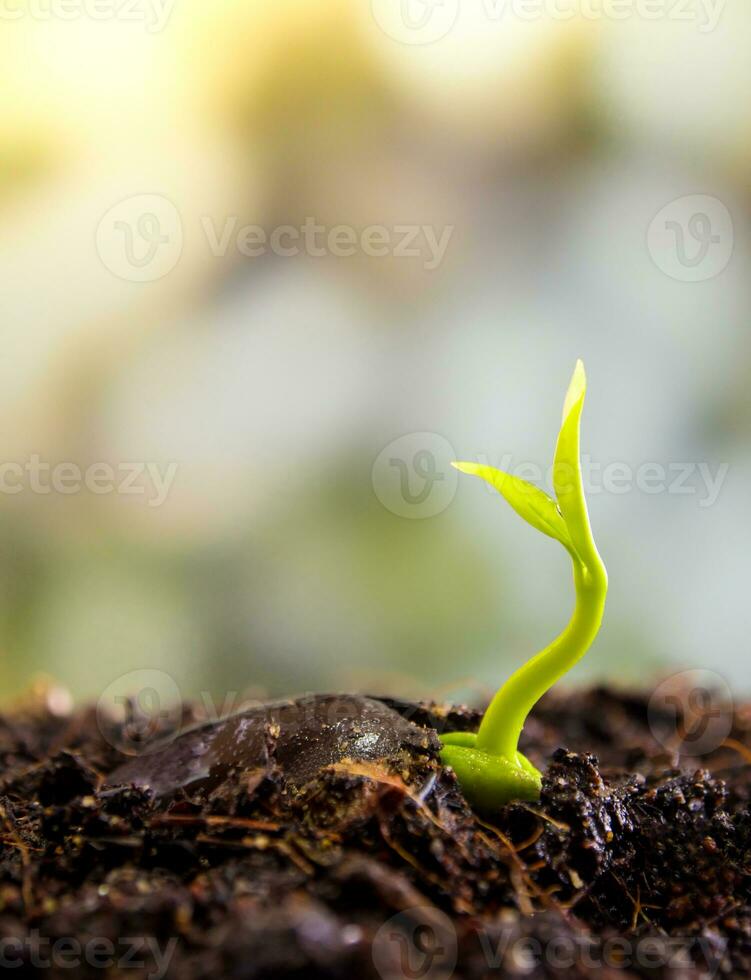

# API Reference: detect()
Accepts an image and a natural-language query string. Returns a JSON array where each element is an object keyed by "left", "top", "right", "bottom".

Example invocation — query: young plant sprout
[{"left": 440, "top": 361, "right": 608, "bottom": 810}]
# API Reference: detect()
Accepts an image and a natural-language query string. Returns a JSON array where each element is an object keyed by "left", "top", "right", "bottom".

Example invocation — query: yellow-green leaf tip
[{"left": 562, "top": 358, "right": 587, "bottom": 423}]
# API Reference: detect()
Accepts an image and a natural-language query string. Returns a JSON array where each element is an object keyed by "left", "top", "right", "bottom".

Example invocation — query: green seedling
[{"left": 440, "top": 361, "right": 608, "bottom": 810}]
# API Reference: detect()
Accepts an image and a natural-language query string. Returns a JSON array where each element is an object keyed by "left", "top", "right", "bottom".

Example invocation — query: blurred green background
[{"left": 1, "top": 0, "right": 750, "bottom": 707}]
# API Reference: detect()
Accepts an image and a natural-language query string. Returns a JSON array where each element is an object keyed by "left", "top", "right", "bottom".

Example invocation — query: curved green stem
[{"left": 475, "top": 555, "right": 607, "bottom": 759}]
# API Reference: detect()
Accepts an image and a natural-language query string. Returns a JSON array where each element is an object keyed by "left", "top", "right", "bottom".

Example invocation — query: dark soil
[{"left": 0, "top": 681, "right": 749, "bottom": 978}]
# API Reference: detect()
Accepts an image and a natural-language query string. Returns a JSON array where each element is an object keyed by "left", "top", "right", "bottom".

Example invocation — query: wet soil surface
[{"left": 0, "top": 682, "right": 749, "bottom": 978}]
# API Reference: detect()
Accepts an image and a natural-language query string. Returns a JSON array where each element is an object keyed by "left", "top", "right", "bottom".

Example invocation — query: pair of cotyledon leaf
[{"left": 454, "top": 359, "right": 590, "bottom": 565}]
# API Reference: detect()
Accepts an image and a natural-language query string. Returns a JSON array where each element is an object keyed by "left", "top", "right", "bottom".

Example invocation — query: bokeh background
[{"left": 2, "top": 0, "right": 750, "bottom": 710}]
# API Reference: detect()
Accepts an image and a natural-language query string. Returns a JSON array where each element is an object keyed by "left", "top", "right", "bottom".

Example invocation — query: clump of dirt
[{"left": 0, "top": 682, "right": 748, "bottom": 978}]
